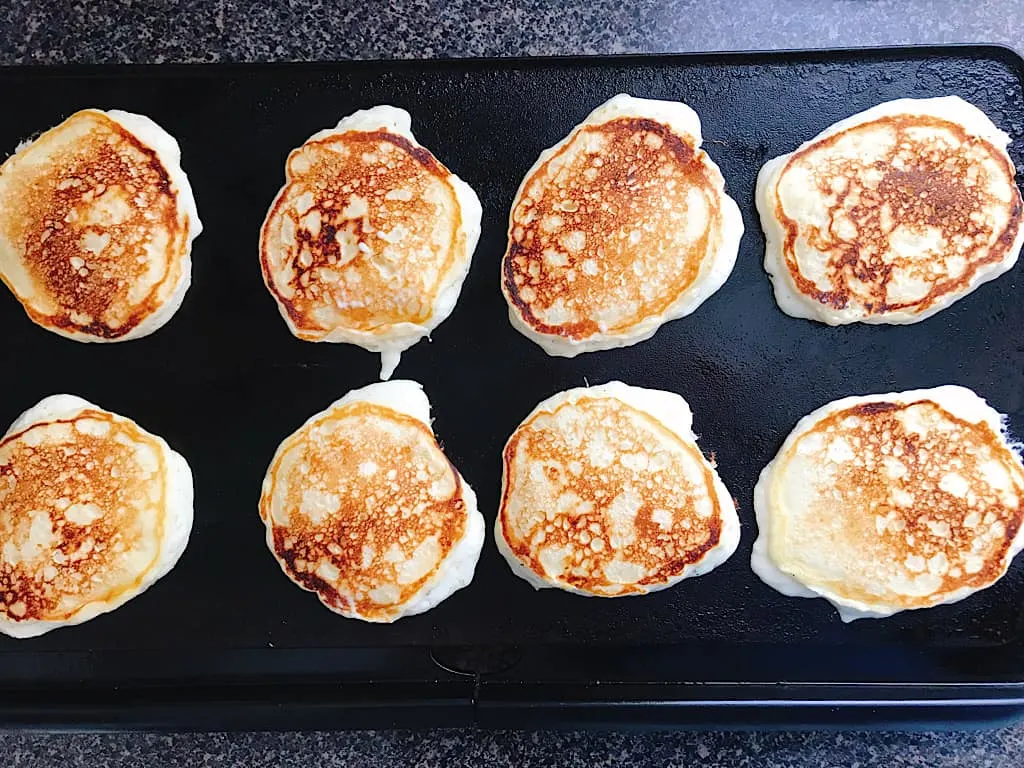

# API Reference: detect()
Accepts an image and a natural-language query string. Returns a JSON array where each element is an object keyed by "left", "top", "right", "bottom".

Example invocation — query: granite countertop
[
  {"left": 2, "top": 0, "right": 1022, "bottom": 62},
  {"left": 2, "top": 1, "right": 1024, "bottom": 766}
]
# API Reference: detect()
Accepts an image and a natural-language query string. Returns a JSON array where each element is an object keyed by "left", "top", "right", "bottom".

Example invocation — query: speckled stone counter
[
  {"left": 2, "top": 1, "right": 1024, "bottom": 766},
  {"left": 4, "top": 0, "right": 1024, "bottom": 62},
  {"left": 3, "top": 728, "right": 1024, "bottom": 767}
]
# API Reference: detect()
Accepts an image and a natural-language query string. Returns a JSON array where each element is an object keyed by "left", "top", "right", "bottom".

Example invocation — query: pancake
[
  {"left": 751, "top": 386, "right": 1024, "bottom": 621},
  {"left": 0, "top": 395, "right": 193, "bottom": 638},
  {"left": 501, "top": 94, "right": 743, "bottom": 357},
  {"left": 496, "top": 382, "right": 739, "bottom": 596},
  {"left": 757, "top": 97, "right": 1024, "bottom": 325},
  {"left": 260, "top": 106, "right": 482, "bottom": 380},
  {"left": 0, "top": 109, "right": 202, "bottom": 341},
  {"left": 258, "top": 380, "right": 484, "bottom": 622}
]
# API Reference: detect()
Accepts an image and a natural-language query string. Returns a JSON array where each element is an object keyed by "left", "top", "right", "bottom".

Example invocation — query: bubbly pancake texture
[
  {"left": 501, "top": 94, "right": 743, "bottom": 357},
  {"left": 0, "top": 109, "right": 202, "bottom": 341},
  {"left": 751, "top": 387, "right": 1024, "bottom": 621},
  {"left": 0, "top": 395, "right": 193, "bottom": 638},
  {"left": 259, "top": 380, "right": 484, "bottom": 622},
  {"left": 757, "top": 97, "right": 1024, "bottom": 325},
  {"left": 260, "top": 106, "right": 482, "bottom": 380},
  {"left": 496, "top": 382, "right": 739, "bottom": 596}
]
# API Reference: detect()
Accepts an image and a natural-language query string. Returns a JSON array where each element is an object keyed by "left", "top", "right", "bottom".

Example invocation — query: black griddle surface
[{"left": 1, "top": 47, "right": 1023, "bottom": 723}]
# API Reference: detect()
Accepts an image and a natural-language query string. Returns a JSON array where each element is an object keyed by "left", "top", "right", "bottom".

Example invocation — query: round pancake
[
  {"left": 0, "top": 109, "right": 202, "bottom": 341},
  {"left": 496, "top": 382, "right": 740, "bottom": 596},
  {"left": 757, "top": 97, "right": 1024, "bottom": 325},
  {"left": 751, "top": 386, "right": 1024, "bottom": 621},
  {"left": 501, "top": 94, "right": 743, "bottom": 357},
  {"left": 260, "top": 106, "right": 482, "bottom": 380},
  {"left": 0, "top": 395, "right": 193, "bottom": 638},
  {"left": 258, "top": 380, "right": 484, "bottom": 622}
]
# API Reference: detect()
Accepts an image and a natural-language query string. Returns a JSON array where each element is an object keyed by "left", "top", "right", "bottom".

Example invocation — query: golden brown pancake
[
  {"left": 757, "top": 97, "right": 1024, "bottom": 325},
  {"left": 258, "top": 380, "right": 483, "bottom": 622},
  {"left": 0, "top": 109, "right": 201, "bottom": 341},
  {"left": 0, "top": 395, "right": 193, "bottom": 638},
  {"left": 260, "top": 106, "right": 481, "bottom": 380},
  {"left": 501, "top": 94, "right": 742, "bottom": 356},
  {"left": 495, "top": 382, "right": 739, "bottom": 596},
  {"left": 751, "top": 387, "right": 1024, "bottom": 620}
]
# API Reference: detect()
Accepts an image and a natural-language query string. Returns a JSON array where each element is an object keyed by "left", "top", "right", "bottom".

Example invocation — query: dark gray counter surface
[
  {"left": 2, "top": 1, "right": 1024, "bottom": 765},
  {"left": 3, "top": 0, "right": 1023, "bottom": 62}
]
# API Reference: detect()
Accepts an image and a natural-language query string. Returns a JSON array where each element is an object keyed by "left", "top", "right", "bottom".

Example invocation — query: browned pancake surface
[
  {"left": 499, "top": 396, "right": 724, "bottom": 595},
  {"left": 0, "top": 110, "right": 188, "bottom": 338},
  {"left": 0, "top": 411, "right": 166, "bottom": 624},
  {"left": 502, "top": 117, "right": 724, "bottom": 340},
  {"left": 772, "top": 115, "right": 1023, "bottom": 316},
  {"left": 260, "top": 402, "right": 467, "bottom": 620},
  {"left": 260, "top": 130, "right": 465, "bottom": 337},
  {"left": 775, "top": 399, "right": 1024, "bottom": 609}
]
